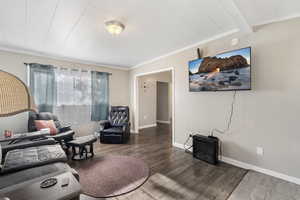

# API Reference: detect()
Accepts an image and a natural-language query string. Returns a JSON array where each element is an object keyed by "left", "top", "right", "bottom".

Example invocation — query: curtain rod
[{"left": 24, "top": 63, "right": 112, "bottom": 75}]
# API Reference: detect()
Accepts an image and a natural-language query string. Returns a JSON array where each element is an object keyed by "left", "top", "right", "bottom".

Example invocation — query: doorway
[
  {"left": 156, "top": 81, "right": 171, "bottom": 124},
  {"left": 133, "top": 68, "right": 174, "bottom": 145}
]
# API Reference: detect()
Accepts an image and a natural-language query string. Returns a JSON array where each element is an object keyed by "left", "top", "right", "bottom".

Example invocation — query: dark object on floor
[
  {"left": 28, "top": 112, "right": 75, "bottom": 146},
  {"left": 67, "top": 135, "right": 97, "bottom": 160},
  {"left": 74, "top": 155, "right": 149, "bottom": 198},
  {"left": 193, "top": 134, "right": 219, "bottom": 165},
  {"left": 99, "top": 106, "right": 130, "bottom": 144}
]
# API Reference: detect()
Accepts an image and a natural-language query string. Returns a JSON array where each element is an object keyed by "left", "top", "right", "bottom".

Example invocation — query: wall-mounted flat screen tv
[{"left": 189, "top": 47, "right": 251, "bottom": 91}]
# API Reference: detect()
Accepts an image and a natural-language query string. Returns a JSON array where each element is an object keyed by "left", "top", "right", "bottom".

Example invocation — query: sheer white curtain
[{"left": 53, "top": 68, "right": 92, "bottom": 128}]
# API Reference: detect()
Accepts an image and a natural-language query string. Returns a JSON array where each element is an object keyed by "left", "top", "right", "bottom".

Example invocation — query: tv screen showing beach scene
[{"left": 189, "top": 47, "right": 251, "bottom": 91}]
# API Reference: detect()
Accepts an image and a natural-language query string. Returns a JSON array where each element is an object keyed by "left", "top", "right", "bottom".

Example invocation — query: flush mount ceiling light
[{"left": 105, "top": 20, "right": 125, "bottom": 35}]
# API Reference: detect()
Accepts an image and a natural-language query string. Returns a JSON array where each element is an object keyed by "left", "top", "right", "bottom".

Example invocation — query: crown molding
[
  {"left": 130, "top": 15, "right": 300, "bottom": 70},
  {"left": 254, "top": 13, "right": 300, "bottom": 27},
  {"left": 130, "top": 29, "right": 239, "bottom": 70},
  {"left": 0, "top": 45, "right": 130, "bottom": 71}
]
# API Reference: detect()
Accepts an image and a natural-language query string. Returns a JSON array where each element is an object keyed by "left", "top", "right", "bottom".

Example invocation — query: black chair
[
  {"left": 99, "top": 106, "right": 130, "bottom": 144},
  {"left": 28, "top": 112, "right": 75, "bottom": 146}
]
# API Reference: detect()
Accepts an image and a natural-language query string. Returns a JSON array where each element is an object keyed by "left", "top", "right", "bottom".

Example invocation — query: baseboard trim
[
  {"left": 173, "top": 142, "right": 185, "bottom": 149},
  {"left": 130, "top": 129, "right": 138, "bottom": 134},
  {"left": 172, "top": 142, "right": 300, "bottom": 185},
  {"left": 221, "top": 156, "right": 300, "bottom": 185},
  {"left": 156, "top": 120, "right": 171, "bottom": 124},
  {"left": 139, "top": 123, "right": 157, "bottom": 130}
]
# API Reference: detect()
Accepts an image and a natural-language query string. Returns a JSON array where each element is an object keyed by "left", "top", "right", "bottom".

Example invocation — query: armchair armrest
[
  {"left": 99, "top": 120, "right": 111, "bottom": 130},
  {"left": 59, "top": 125, "right": 72, "bottom": 133},
  {"left": 120, "top": 122, "right": 130, "bottom": 132},
  {"left": 109, "top": 122, "right": 130, "bottom": 132},
  {"left": 48, "top": 130, "right": 74, "bottom": 142}
]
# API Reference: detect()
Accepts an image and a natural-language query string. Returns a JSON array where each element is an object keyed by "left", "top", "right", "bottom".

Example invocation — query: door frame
[{"left": 133, "top": 67, "right": 175, "bottom": 146}]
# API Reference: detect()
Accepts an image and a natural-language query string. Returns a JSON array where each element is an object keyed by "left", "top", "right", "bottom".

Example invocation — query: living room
[{"left": 1, "top": 0, "right": 300, "bottom": 200}]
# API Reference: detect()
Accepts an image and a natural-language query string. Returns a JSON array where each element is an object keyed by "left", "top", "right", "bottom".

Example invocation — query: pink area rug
[{"left": 75, "top": 155, "right": 150, "bottom": 198}]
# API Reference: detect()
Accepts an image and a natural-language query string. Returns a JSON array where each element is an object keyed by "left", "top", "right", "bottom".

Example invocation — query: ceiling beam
[
  {"left": 24, "top": 0, "right": 28, "bottom": 47},
  {"left": 62, "top": 0, "right": 90, "bottom": 49},
  {"left": 218, "top": 0, "right": 253, "bottom": 33},
  {"left": 43, "top": 0, "right": 61, "bottom": 45}
]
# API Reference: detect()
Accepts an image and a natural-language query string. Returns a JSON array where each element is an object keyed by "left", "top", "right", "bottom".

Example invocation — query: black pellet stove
[{"left": 192, "top": 134, "right": 219, "bottom": 165}]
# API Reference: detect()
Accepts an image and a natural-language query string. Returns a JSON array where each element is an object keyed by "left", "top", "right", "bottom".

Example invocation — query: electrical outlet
[
  {"left": 143, "top": 115, "right": 147, "bottom": 119},
  {"left": 256, "top": 147, "right": 264, "bottom": 156}
]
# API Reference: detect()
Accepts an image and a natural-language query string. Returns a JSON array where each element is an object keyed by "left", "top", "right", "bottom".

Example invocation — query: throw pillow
[{"left": 35, "top": 120, "right": 58, "bottom": 135}]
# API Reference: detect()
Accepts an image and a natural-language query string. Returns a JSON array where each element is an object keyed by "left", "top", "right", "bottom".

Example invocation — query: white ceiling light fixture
[{"left": 105, "top": 20, "right": 125, "bottom": 35}]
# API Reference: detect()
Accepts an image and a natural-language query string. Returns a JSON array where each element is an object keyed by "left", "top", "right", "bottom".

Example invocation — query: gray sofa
[
  {"left": 0, "top": 142, "right": 79, "bottom": 191},
  {"left": 0, "top": 163, "right": 78, "bottom": 191},
  {"left": 1, "top": 144, "right": 66, "bottom": 174},
  {"left": 1, "top": 138, "right": 56, "bottom": 157},
  {"left": 28, "top": 112, "right": 75, "bottom": 145}
]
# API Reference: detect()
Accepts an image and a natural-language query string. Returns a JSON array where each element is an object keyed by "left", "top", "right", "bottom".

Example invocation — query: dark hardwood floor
[{"left": 71, "top": 123, "right": 247, "bottom": 200}]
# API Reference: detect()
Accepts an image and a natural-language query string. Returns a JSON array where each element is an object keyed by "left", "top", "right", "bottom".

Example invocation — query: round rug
[{"left": 75, "top": 155, "right": 150, "bottom": 198}]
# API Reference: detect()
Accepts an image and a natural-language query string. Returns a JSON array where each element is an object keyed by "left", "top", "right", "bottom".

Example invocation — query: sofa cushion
[
  {"left": 101, "top": 127, "right": 123, "bottom": 134},
  {"left": 38, "top": 112, "right": 62, "bottom": 130},
  {"left": 1, "top": 145, "right": 67, "bottom": 174},
  {"left": 28, "top": 112, "right": 62, "bottom": 132},
  {"left": 35, "top": 120, "right": 58, "bottom": 135}
]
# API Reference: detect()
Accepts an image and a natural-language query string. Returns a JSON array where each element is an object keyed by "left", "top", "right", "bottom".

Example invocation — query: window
[
  {"left": 28, "top": 63, "right": 109, "bottom": 130},
  {"left": 54, "top": 68, "right": 92, "bottom": 127}
]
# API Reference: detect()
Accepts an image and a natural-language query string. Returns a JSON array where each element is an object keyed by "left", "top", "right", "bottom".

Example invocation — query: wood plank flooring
[
  {"left": 228, "top": 171, "right": 300, "bottom": 200},
  {"left": 70, "top": 124, "right": 247, "bottom": 200}
]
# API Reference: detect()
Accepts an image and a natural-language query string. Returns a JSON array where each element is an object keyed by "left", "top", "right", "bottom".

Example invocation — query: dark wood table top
[{"left": 67, "top": 135, "right": 97, "bottom": 146}]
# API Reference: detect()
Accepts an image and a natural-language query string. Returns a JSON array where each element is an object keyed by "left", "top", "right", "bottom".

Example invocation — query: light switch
[{"left": 256, "top": 147, "right": 264, "bottom": 156}]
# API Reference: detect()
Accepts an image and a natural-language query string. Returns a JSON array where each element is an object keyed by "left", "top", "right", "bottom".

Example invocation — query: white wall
[
  {"left": 138, "top": 71, "right": 172, "bottom": 127},
  {"left": 0, "top": 50, "right": 129, "bottom": 136},
  {"left": 130, "top": 18, "right": 300, "bottom": 179}
]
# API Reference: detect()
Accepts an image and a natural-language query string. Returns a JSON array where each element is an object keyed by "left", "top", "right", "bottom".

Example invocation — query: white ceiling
[
  {"left": 233, "top": 0, "right": 300, "bottom": 26},
  {"left": 0, "top": 0, "right": 299, "bottom": 69}
]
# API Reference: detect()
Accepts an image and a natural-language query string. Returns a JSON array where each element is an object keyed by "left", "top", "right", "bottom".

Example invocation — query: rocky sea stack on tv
[
  {"left": 197, "top": 55, "right": 248, "bottom": 74},
  {"left": 188, "top": 47, "right": 251, "bottom": 91}
]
